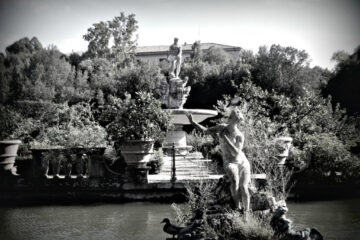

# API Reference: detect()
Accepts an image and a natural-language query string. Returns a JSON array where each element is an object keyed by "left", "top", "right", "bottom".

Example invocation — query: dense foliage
[
  {"left": 172, "top": 181, "right": 277, "bottom": 240},
  {"left": 0, "top": 13, "right": 359, "bottom": 186},
  {"left": 324, "top": 47, "right": 360, "bottom": 115},
  {"left": 30, "top": 102, "right": 107, "bottom": 148},
  {"left": 103, "top": 91, "right": 171, "bottom": 149},
  {"left": 83, "top": 12, "right": 138, "bottom": 66},
  {"left": 181, "top": 41, "right": 360, "bottom": 185},
  {"left": 1, "top": 101, "right": 107, "bottom": 149}
]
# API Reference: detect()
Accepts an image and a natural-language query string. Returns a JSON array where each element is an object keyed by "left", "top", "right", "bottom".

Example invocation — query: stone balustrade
[{"left": 30, "top": 147, "right": 106, "bottom": 180}]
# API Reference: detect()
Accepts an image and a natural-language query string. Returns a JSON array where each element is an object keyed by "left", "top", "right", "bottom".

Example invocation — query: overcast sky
[{"left": 0, "top": 0, "right": 359, "bottom": 69}]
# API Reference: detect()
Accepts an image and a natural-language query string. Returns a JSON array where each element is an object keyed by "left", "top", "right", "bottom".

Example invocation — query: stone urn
[
  {"left": 119, "top": 140, "right": 154, "bottom": 168},
  {"left": 274, "top": 137, "right": 293, "bottom": 165},
  {"left": 0, "top": 140, "right": 21, "bottom": 175}
]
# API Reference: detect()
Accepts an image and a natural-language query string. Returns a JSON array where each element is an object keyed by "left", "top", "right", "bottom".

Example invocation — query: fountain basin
[
  {"left": 164, "top": 109, "right": 217, "bottom": 155},
  {"left": 169, "top": 109, "right": 218, "bottom": 125}
]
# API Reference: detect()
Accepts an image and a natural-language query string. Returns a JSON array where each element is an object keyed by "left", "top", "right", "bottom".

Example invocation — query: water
[
  {"left": 287, "top": 198, "right": 360, "bottom": 240},
  {"left": 0, "top": 199, "right": 359, "bottom": 240}
]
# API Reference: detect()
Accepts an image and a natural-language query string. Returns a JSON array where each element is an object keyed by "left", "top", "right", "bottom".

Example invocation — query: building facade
[{"left": 135, "top": 43, "right": 241, "bottom": 63}]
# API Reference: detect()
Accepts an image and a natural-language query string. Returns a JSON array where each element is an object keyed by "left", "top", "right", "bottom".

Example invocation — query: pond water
[{"left": 0, "top": 198, "right": 359, "bottom": 240}]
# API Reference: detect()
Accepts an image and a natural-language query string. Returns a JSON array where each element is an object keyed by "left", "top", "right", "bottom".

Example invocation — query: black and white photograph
[{"left": 0, "top": 0, "right": 359, "bottom": 239}]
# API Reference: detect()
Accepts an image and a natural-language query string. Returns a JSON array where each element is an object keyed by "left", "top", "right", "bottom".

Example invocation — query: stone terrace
[{"left": 148, "top": 152, "right": 223, "bottom": 183}]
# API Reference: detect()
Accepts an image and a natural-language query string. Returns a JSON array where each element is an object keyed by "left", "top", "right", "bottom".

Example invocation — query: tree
[
  {"left": 190, "top": 41, "right": 202, "bottom": 63},
  {"left": 0, "top": 53, "right": 9, "bottom": 103},
  {"left": 1, "top": 38, "right": 91, "bottom": 104},
  {"left": 79, "top": 57, "right": 116, "bottom": 95},
  {"left": 83, "top": 12, "right": 138, "bottom": 66},
  {"left": 109, "top": 13, "right": 138, "bottom": 66},
  {"left": 83, "top": 21, "right": 111, "bottom": 59},
  {"left": 238, "top": 49, "right": 256, "bottom": 65},
  {"left": 183, "top": 61, "right": 251, "bottom": 109},
  {"left": 115, "top": 61, "right": 165, "bottom": 98},
  {"left": 325, "top": 46, "right": 360, "bottom": 115},
  {"left": 230, "top": 80, "right": 360, "bottom": 181},
  {"left": 5, "top": 37, "right": 42, "bottom": 55},
  {"left": 202, "top": 46, "right": 230, "bottom": 65},
  {"left": 252, "top": 44, "right": 328, "bottom": 97},
  {"left": 68, "top": 52, "right": 82, "bottom": 70}
]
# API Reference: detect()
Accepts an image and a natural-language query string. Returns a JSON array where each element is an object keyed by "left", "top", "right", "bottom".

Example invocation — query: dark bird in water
[
  {"left": 178, "top": 219, "right": 202, "bottom": 238},
  {"left": 161, "top": 218, "right": 182, "bottom": 238},
  {"left": 309, "top": 228, "right": 324, "bottom": 240}
]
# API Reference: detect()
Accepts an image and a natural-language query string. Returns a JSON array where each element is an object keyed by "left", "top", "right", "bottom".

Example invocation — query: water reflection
[
  {"left": 0, "top": 199, "right": 359, "bottom": 240},
  {"left": 287, "top": 198, "right": 360, "bottom": 240}
]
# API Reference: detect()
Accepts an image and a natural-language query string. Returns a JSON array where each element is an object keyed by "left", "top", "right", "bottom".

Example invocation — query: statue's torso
[
  {"left": 169, "top": 44, "right": 181, "bottom": 56},
  {"left": 218, "top": 126, "right": 248, "bottom": 168}
]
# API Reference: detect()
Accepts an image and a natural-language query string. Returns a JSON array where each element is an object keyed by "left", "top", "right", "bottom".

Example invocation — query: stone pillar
[
  {"left": 164, "top": 125, "right": 186, "bottom": 146},
  {"left": 163, "top": 125, "right": 191, "bottom": 155},
  {"left": 88, "top": 148, "right": 106, "bottom": 178}
]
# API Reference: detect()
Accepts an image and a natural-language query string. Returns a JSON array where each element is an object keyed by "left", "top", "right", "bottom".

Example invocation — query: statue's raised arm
[{"left": 186, "top": 112, "right": 224, "bottom": 137}]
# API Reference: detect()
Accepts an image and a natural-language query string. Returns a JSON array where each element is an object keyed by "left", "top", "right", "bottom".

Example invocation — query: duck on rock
[{"left": 161, "top": 218, "right": 182, "bottom": 238}]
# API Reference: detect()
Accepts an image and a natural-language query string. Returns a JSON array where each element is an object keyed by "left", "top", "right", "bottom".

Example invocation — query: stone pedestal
[
  {"left": 126, "top": 167, "right": 150, "bottom": 184},
  {"left": 163, "top": 109, "right": 218, "bottom": 156},
  {"left": 164, "top": 125, "right": 192, "bottom": 155}
]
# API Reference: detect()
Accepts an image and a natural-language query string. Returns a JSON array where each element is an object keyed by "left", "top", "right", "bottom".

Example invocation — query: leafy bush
[
  {"left": 115, "top": 62, "right": 165, "bottom": 98},
  {"left": 186, "top": 130, "right": 222, "bottom": 164},
  {"left": 181, "top": 61, "right": 250, "bottom": 109},
  {"left": 12, "top": 100, "right": 60, "bottom": 119},
  {"left": 0, "top": 104, "right": 22, "bottom": 140},
  {"left": 1, "top": 41, "right": 91, "bottom": 105},
  {"left": 193, "top": 80, "right": 359, "bottom": 188},
  {"left": 252, "top": 44, "right": 330, "bottom": 97},
  {"left": 202, "top": 46, "right": 231, "bottom": 65},
  {"left": 104, "top": 91, "right": 172, "bottom": 150},
  {"left": 296, "top": 133, "right": 360, "bottom": 180},
  {"left": 147, "top": 148, "right": 164, "bottom": 174},
  {"left": 30, "top": 102, "right": 107, "bottom": 148},
  {"left": 186, "top": 130, "right": 213, "bottom": 153},
  {"left": 324, "top": 46, "right": 360, "bottom": 115},
  {"left": 172, "top": 180, "right": 278, "bottom": 240}
]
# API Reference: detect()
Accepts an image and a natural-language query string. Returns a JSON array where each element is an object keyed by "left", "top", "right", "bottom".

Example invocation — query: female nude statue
[{"left": 187, "top": 109, "right": 251, "bottom": 212}]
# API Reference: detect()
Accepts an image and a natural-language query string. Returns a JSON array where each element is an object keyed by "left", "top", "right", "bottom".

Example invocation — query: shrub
[
  {"left": 104, "top": 91, "right": 172, "bottom": 151},
  {"left": 172, "top": 180, "right": 278, "bottom": 240},
  {"left": 203, "top": 46, "right": 231, "bottom": 65},
  {"left": 11, "top": 100, "right": 61, "bottom": 119},
  {"left": 0, "top": 104, "right": 22, "bottom": 140},
  {"left": 147, "top": 148, "right": 164, "bottom": 174},
  {"left": 115, "top": 62, "right": 165, "bottom": 98},
  {"left": 31, "top": 102, "right": 107, "bottom": 148}
]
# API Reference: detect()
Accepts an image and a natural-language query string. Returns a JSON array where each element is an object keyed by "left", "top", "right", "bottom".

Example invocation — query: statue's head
[{"left": 229, "top": 108, "right": 244, "bottom": 124}]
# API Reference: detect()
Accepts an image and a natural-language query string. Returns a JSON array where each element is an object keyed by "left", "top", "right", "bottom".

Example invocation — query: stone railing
[{"left": 31, "top": 147, "right": 106, "bottom": 180}]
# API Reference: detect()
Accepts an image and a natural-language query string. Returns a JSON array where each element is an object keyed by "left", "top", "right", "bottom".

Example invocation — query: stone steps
[{"left": 148, "top": 152, "right": 222, "bottom": 183}]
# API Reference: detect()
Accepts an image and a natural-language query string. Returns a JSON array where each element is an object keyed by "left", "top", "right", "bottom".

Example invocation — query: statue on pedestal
[
  {"left": 157, "top": 38, "right": 191, "bottom": 109},
  {"left": 187, "top": 109, "right": 251, "bottom": 213},
  {"left": 168, "top": 37, "right": 182, "bottom": 78}
]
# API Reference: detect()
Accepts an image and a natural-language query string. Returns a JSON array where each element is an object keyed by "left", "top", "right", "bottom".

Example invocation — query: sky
[{"left": 0, "top": 0, "right": 359, "bottom": 69}]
